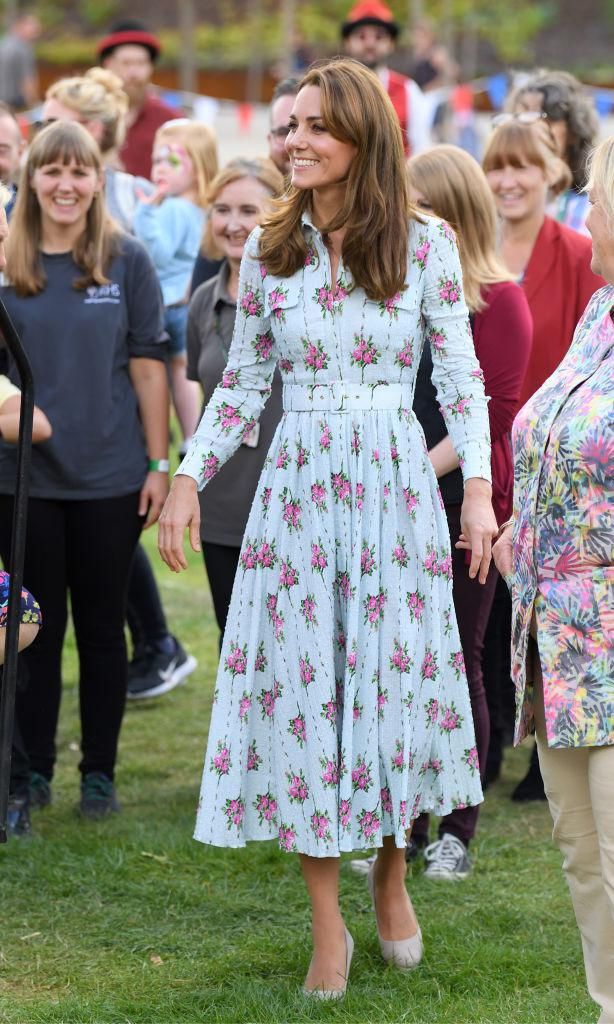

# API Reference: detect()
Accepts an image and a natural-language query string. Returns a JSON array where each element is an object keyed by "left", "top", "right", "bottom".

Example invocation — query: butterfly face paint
[{"left": 151, "top": 141, "right": 196, "bottom": 198}]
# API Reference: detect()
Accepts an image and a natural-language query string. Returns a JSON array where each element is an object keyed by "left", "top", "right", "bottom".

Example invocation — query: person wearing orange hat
[
  {"left": 341, "top": 0, "right": 429, "bottom": 156},
  {"left": 97, "top": 19, "right": 179, "bottom": 179}
]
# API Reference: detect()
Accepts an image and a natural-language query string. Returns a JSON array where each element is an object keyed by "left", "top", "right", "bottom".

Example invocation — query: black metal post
[{"left": 0, "top": 299, "right": 33, "bottom": 843}]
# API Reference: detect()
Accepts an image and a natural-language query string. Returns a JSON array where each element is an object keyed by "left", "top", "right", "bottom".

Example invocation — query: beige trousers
[{"left": 532, "top": 648, "right": 614, "bottom": 1024}]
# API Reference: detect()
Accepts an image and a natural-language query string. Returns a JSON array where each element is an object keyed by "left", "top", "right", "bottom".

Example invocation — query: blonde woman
[
  {"left": 160, "top": 60, "right": 495, "bottom": 996},
  {"left": 42, "top": 67, "right": 154, "bottom": 229},
  {"left": 0, "top": 122, "right": 168, "bottom": 817}
]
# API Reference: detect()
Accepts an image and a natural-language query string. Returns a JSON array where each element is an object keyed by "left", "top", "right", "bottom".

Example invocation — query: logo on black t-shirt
[{"left": 84, "top": 283, "right": 120, "bottom": 304}]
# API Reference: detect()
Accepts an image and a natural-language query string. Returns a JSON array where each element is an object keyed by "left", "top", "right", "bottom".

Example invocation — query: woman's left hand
[
  {"left": 456, "top": 478, "right": 498, "bottom": 584},
  {"left": 139, "top": 471, "right": 170, "bottom": 528}
]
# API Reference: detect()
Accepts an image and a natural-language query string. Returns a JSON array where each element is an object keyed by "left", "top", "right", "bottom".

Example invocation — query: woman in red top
[{"left": 399, "top": 145, "right": 532, "bottom": 878}]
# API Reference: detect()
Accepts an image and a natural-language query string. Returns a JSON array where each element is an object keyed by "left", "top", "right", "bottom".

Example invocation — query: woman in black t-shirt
[{"left": 0, "top": 121, "right": 169, "bottom": 818}]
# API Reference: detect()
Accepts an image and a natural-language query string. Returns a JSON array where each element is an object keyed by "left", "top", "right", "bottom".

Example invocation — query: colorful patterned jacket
[{"left": 511, "top": 285, "right": 614, "bottom": 748}]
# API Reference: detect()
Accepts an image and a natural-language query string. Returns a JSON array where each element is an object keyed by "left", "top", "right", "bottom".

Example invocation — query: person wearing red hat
[
  {"left": 341, "top": 0, "right": 429, "bottom": 156},
  {"left": 97, "top": 19, "right": 179, "bottom": 179}
]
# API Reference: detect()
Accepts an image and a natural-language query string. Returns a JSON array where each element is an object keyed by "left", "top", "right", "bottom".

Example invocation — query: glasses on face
[
  {"left": 30, "top": 116, "right": 89, "bottom": 136},
  {"left": 491, "top": 111, "right": 549, "bottom": 129},
  {"left": 270, "top": 125, "right": 290, "bottom": 139}
]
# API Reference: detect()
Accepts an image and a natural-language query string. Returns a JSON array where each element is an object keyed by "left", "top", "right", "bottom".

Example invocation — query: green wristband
[{"left": 148, "top": 458, "right": 170, "bottom": 473}]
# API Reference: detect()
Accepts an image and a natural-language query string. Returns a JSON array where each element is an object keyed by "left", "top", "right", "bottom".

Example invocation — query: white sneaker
[
  {"left": 423, "top": 833, "right": 472, "bottom": 880},
  {"left": 349, "top": 853, "right": 376, "bottom": 875}
]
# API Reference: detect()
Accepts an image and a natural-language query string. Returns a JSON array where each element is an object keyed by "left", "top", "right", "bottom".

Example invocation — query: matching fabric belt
[{"left": 283, "top": 382, "right": 409, "bottom": 412}]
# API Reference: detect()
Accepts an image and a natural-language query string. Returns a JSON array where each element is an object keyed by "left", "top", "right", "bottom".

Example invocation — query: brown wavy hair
[
  {"left": 258, "top": 58, "right": 418, "bottom": 301},
  {"left": 6, "top": 121, "right": 120, "bottom": 297}
]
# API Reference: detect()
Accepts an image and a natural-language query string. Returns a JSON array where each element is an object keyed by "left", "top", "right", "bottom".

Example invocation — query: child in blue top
[{"left": 134, "top": 119, "right": 218, "bottom": 453}]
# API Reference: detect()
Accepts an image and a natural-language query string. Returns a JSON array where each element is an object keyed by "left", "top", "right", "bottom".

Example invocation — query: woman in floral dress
[{"left": 159, "top": 59, "right": 496, "bottom": 996}]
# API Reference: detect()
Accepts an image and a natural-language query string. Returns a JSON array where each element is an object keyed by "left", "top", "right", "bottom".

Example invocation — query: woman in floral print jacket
[{"left": 493, "top": 136, "right": 614, "bottom": 1024}]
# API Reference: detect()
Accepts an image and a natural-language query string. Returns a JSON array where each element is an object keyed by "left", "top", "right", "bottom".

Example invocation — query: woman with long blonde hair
[
  {"left": 0, "top": 121, "right": 169, "bottom": 818},
  {"left": 159, "top": 59, "right": 495, "bottom": 996}
]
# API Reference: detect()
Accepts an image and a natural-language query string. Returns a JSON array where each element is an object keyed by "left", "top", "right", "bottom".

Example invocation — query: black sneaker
[
  {"left": 7, "top": 794, "right": 31, "bottom": 837},
  {"left": 29, "top": 771, "right": 52, "bottom": 809},
  {"left": 511, "top": 744, "right": 546, "bottom": 802},
  {"left": 79, "top": 772, "right": 120, "bottom": 818},
  {"left": 126, "top": 638, "right": 197, "bottom": 700}
]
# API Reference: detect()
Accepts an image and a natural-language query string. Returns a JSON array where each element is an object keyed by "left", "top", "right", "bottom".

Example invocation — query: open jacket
[{"left": 510, "top": 285, "right": 614, "bottom": 748}]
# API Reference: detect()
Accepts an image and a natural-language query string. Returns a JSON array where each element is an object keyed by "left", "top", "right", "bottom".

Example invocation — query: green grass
[{"left": 0, "top": 529, "right": 595, "bottom": 1024}]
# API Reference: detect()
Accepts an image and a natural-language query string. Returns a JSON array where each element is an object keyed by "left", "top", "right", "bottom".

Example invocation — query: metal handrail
[{"left": 0, "top": 298, "right": 33, "bottom": 843}]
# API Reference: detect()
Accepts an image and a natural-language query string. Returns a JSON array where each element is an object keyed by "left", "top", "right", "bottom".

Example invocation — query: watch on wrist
[{"left": 148, "top": 458, "right": 170, "bottom": 473}]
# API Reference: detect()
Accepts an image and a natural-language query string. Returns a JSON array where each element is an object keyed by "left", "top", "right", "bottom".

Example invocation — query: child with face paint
[{"left": 134, "top": 120, "right": 219, "bottom": 454}]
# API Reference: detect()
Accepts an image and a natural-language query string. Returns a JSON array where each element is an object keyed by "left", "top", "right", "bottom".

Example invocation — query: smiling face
[
  {"left": 268, "top": 93, "right": 296, "bottom": 176},
  {"left": 586, "top": 187, "right": 614, "bottom": 284},
  {"left": 485, "top": 159, "right": 548, "bottom": 225},
  {"left": 151, "top": 140, "right": 195, "bottom": 198},
  {"left": 211, "top": 176, "right": 273, "bottom": 267},
  {"left": 30, "top": 157, "right": 102, "bottom": 235},
  {"left": 344, "top": 24, "right": 394, "bottom": 70},
  {"left": 285, "top": 85, "right": 357, "bottom": 195}
]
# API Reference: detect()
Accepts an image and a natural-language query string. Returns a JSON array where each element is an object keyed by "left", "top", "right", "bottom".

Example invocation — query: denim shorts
[{"left": 164, "top": 304, "right": 189, "bottom": 357}]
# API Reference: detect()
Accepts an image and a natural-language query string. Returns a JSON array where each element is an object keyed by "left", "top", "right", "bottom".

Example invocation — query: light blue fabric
[{"left": 133, "top": 196, "right": 205, "bottom": 307}]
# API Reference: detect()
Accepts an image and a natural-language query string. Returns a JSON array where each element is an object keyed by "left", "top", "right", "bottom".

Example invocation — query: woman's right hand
[
  {"left": 492, "top": 523, "right": 514, "bottom": 580},
  {"left": 158, "top": 474, "right": 201, "bottom": 572}
]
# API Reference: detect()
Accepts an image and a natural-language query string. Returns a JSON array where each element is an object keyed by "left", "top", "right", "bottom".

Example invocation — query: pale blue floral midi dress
[{"left": 180, "top": 212, "right": 491, "bottom": 856}]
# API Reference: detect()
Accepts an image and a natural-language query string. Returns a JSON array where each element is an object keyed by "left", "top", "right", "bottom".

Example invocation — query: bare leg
[
  {"left": 299, "top": 855, "right": 348, "bottom": 992},
  {"left": 169, "top": 354, "right": 201, "bottom": 443},
  {"left": 373, "top": 835, "right": 419, "bottom": 940},
  {"left": 0, "top": 622, "right": 40, "bottom": 665}
]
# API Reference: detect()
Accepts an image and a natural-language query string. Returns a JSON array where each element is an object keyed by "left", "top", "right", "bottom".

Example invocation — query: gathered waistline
[{"left": 283, "top": 382, "right": 410, "bottom": 412}]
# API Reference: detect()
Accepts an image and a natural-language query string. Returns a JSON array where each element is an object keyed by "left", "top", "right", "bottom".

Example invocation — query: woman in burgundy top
[{"left": 406, "top": 146, "right": 532, "bottom": 877}]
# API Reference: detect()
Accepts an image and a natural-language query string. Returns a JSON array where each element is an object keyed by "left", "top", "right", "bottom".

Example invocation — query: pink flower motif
[
  {"left": 310, "top": 811, "right": 332, "bottom": 841},
  {"left": 211, "top": 742, "right": 231, "bottom": 777},
  {"left": 439, "top": 703, "right": 463, "bottom": 732},
  {"left": 320, "top": 758, "right": 340, "bottom": 787},
  {"left": 223, "top": 796, "right": 245, "bottom": 829},
  {"left": 276, "top": 443, "right": 291, "bottom": 470},
  {"left": 421, "top": 649, "right": 439, "bottom": 681},
  {"left": 336, "top": 626, "right": 347, "bottom": 651},
  {"left": 351, "top": 757, "right": 373, "bottom": 793},
  {"left": 240, "top": 541, "right": 258, "bottom": 571},
  {"left": 449, "top": 650, "right": 465, "bottom": 680},
  {"left": 247, "top": 742, "right": 261, "bottom": 772},
  {"left": 378, "top": 292, "right": 401, "bottom": 319},
  {"left": 268, "top": 286, "right": 288, "bottom": 321},
  {"left": 304, "top": 245, "right": 317, "bottom": 267},
  {"left": 256, "top": 541, "right": 276, "bottom": 569},
  {"left": 403, "top": 487, "right": 419, "bottom": 518},
  {"left": 351, "top": 427, "right": 362, "bottom": 455},
  {"left": 253, "top": 331, "right": 274, "bottom": 361},
  {"left": 278, "top": 824, "right": 297, "bottom": 852},
  {"left": 339, "top": 799, "right": 352, "bottom": 830},
  {"left": 319, "top": 423, "right": 332, "bottom": 451},
  {"left": 287, "top": 771, "right": 309, "bottom": 803},
  {"left": 395, "top": 340, "right": 414, "bottom": 369},
  {"left": 240, "top": 287, "right": 263, "bottom": 318},
  {"left": 320, "top": 699, "right": 338, "bottom": 724},
  {"left": 390, "top": 639, "right": 412, "bottom": 674},
  {"left": 238, "top": 693, "right": 252, "bottom": 721},
  {"left": 310, "top": 482, "right": 327, "bottom": 509},
  {"left": 335, "top": 570, "right": 354, "bottom": 602},
  {"left": 254, "top": 792, "right": 278, "bottom": 823},
  {"left": 261, "top": 487, "right": 272, "bottom": 510},
  {"left": 391, "top": 740, "right": 405, "bottom": 772},
  {"left": 428, "top": 327, "right": 447, "bottom": 354},
  {"left": 353, "top": 699, "right": 363, "bottom": 721},
  {"left": 406, "top": 589, "right": 425, "bottom": 622},
  {"left": 371, "top": 449, "right": 380, "bottom": 464},
  {"left": 300, "top": 594, "right": 318, "bottom": 625},
  {"left": 225, "top": 641, "right": 247, "bottom": 678},
  {"left": 413, "top": 236, "right": 431, "bottom": 269},
  {"left": 202, "top": 452, "right": 220, "bottom": 481},
  {"left": 299, "top": 654, "right": 315, "bottom": 687},
  {"left": 355, "top": 482, "right": 365, "bottom": 509},
  {"left": 254, "top": 643, "right": 267, "bottom": 673},
  {"left": 222, "top": 368, "right": 238, "bottom": 389},
  {"left": 296, "top": 444, "right": 309, "bottom": 469},
  {"left": 380, "top": 786, "right": 393, "bottom": 814},
  {"left": 447, "top": 396, "right": 470, "bottom": 418},
  {"left": 259, "top": 262, "right": 267, "bottom": 279},
  {"left": 392, "top": 537, "right": 409, "bottom": 567},
  {"left": 399, "top": 800, "right": 408, "bottom": 827},
  {"left": 279, "top": 560, "right": 299, "bottom": 590},
  {"left": 217, "top": 403, "right": 242, "bottom": 432},
  {"left": 357, "top": 808, "right": 381, "bottom": 840},
  {"left": 464, "top": 746, "right": 480, "bottom": 773},
  {"left": 347, "top": 648, "right": 357, "bottom": 672},
  {"left": 438, "top": 274, "right": 461, "bottom": 307},
  {"left": 288, "top": 711, "right": 307, "bottom": 746},
  {"left": 303, "top": 338, "right": 329, "bottom": 373},
  {"left": 281, "top": 491, "right": 302, "bottom": 532},
  {"left": 331, "top": 470, "right": 352, "bottom": 506},
  {"left": 363, "top": 589, "right": 387, "bottom": 627},
  {"left": 424, "top": 697, "right": 439, "bottom": 724},
  {"left": 310, "top": 542, "right": 328, "bottom": 574},
  {"left": 350, "top": 333, "right": 380, "bottom": 372},
  {"left": 360, "top": 542, "right": 376, "bottom": 577}
]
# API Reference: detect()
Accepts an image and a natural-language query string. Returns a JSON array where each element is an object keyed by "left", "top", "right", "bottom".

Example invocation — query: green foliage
[{"left": 78, "top": 0, "right": 120, "bottom": 29}]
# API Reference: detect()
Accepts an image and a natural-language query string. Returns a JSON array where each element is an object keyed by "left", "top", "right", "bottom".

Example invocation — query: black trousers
[
  {"left": 202, "top": 541, "right": 241, "bottom": 645},
  {"left": 126, "top": 542, "right": 169, "bottom": 650},
  {"left": 0, "top": 493, "right": 142, "bottom": 781}
]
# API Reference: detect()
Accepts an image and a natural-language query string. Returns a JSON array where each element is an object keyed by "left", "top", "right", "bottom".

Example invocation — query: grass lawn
[{"left": 0, "top": 529, "right": 595, "bottom": 1024}]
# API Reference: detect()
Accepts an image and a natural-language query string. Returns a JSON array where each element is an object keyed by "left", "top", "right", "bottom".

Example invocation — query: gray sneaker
[
  {"left": 423, "top": 833, "right": 472, "bottom": 880},
  {"left": 349, "top": 853, "right": 376, "bottom": 875}
]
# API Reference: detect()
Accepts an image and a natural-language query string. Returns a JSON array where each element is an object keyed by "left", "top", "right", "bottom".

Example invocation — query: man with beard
[
  {"left": 97, "top": 19, "right": 178, "bottom": 179},
  {"left": 342, "top": 0, "right": 429, "bottom": 156}
]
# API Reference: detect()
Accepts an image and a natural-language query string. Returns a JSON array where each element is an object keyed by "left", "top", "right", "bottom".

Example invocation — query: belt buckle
[{"left": 331, "top": 381, "right": 346, "bottom": 411}]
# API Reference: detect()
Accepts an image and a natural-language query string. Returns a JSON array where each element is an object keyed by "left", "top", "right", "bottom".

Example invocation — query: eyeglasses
[
  {"left": 270, "top": 125, "right": 290, "bottom": 139},
  {"left": 491, "top": 111, "right": 549, "bottom": 128}
]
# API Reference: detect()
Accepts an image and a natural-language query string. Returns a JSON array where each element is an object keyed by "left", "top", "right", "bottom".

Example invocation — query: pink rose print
[
  {"left": 300, "top": 593, "right": 318, "bottom": 627},
  {"left": 253, "top": 330, "right": 275, "bottom": 362},
  {"left": 259, "top": 261, "right": 267, "bottom": 280},
  {"left": 304, "top": 244, "right": 317, "bottom": 267},
  {"left": 265, "top": 594, "right": 285, "bottom": 641},
  {"left": 352, "top": 756, "right": 373, "bottom": 793},
  {"left": 390, "top": 639, "right": 412, "bottom": 674},
  {"left": 438, "top": 220, "right": 456, "bottom": 244},
  {"left": 295, "top": 443, "right": 310, "bottom": 469},
  {"left": 310, "top": 810, "right": 333, "bottom": 843},
  {"left": 392, "top": 535, "right": 409, "bottom": 568},
  {"left": 278, "top": 357, "right": 294, "bottom": 373},
  {"left": 210, "top": 740, "right": 231, "bottom": 777},
  {"left": 347, "top": 645, "right": 358, "bottom": 674},
  {"left": 320, "top": 698, "right": 338, "bottom": 725},
  {"left": 395, "top": 339, "right": 414, "bottom": 370},
  {"left": 254, "top": 642, "right": 267, "bottom": 673},
  {"left": 427, "top": 326, "right": 447, "bottom": 357},
  {"left": 403, "top": 487, "right": 420, "bottom": 519},
  {"left": 240, "top": 540, "right": 258, "bottom": 571},
  {"left": 299, "top": 653, "right": 316, "bottom": 687},
  {"left": 453, "top": 797, "right": 469, "bottom": 811},
  {"left": 378, "top": 291, "right": 401, "bottom": 319},
  {"left": 247, "top": 741, "right": 262, "bottom": 772},
  {"left": 319, "top": 422, "right": 332, "bottom": 451},
  {"left": 412, "top": 235, "right": 431, "bottom": 270},
  {"left": 310, "top": 541, "right": 328, "bottom": 575},
  {"left": 353, "top": 698, "right": 363, "bottom": 721},
  {"left": 334, "top": 570, "right": 355, "bottom": 602},
  {"left": 371, "top": 448, "right": 380, "bottom": 465},
  {"left": 363, "top": 589, "right": 387, "bottom": 627},
  {"left": 278, "top": 824, "right": 298, "bottom": 852},
  {"left": 355, "top": 482, "right": 365, "bottom": 509},
  {"left": 423, "top": 546, "right": 439, "bottom": 578},
  {"left": 403, "top": 692, "right": 414, "bottom": 714},
  {"left": 360, "top": 542, "right": 377, "bottom": 577},
  {"left": 410, "top": 793, "right": 422, "bottom": 821},
  {"left": 303, "top": 337, "right": 329, "bottom": 375},
  {"left": 336, "top": 623, "right": 347, "bottom": 652},
  {"left": 419, "top": 758, "right": 443, "bottom": 777},
  {"left": 406, "top": 589, "right": 425, "bottom": 622},
  {"left": 390, "top": 433, "right": 401, "bottom": 467},
  {"left": 280, "top": 488, "right": 302, "bottom": 532},
  {"left": 380, "top": 786, "right": 393, "bottom": 814},
  {"left": 421, "top": 648, "right": 439, "bottom": 681},
  {"left": 223, "top": 796, "right": 245, "bottom": 830},
  {"left": 241, "top": 418, "right": 257, "bottom": 443},
  {"left": 257, "top": 678, "right": 282, "bottom": 719},
  {"left": 279, "top": 559, "right": 299, "bottom": 591},
  {"left": 261, "top": 487, "right": 272, "bottom": 512},
  {"left": 439, "top": 703, "right": 464, "bottom": 732},
  {"left": 225, "top": 641, "right": 247, "bottom": 678},
  {"left": 256, "top": 540, "right": 277, "bottom": 569},
  {"left": 268, "top": 286, "right": 289, "bottom": 321},
  {"left": 313, "top": 280, "right": 349, "bottom": 317},
  {"left": 464, "top": 746, "right": 480, "bottom": 774},
  {"left": 310, "top": 481, "right": 328, "bottom": 511},
  {"left": 446, "top": 395, "right": 471, "bottom": 419},
  {"left": 424, "top": 697, "right": 439, "bottom": 725},
  {"left": 351, "top": 427, "right": 362, "bottom": 455},
  {"left": 288, "top": 710, "right": 307, "bottom": 747},
  {"left": 357, "top": 808, "right": 381, "bottom": 842},
  {"left": 350, "top": 333, "right": 380, "bottom": 378},
  {"left": 340, "top": 799, "right": 352, "bottom": 831},
  {"left": 215, "top": 403, "right": 242, "bottom": 434},
  {"left": 391, "top": 740, "right": 405, "bottom": 773},
  {"left": 377, "top": 684, "right": 388, "bottom": 720},
  {"left": 438, "top": 274, "right": 461, "bottom": 307},
  {"left": 201, "top": 452, "right": 220, "bottom": 481},
  {"left": 276, "top": 442, "right": 291, "bottom": 470},
  {"left": 238, "top": 692, "right": 252, "bottom": 722},
  {"left": 331, "top": 469, "right": 352, "bottom": 506},
  {"left": 399, "top": 800, "right": 408, "bottom": 828},
  {"left": 287, "top": 770, "right": 309, "bottom": 803},
  {"left": 471, "top": 366, "right": 485, "bottom": 384},
  {"left": 320, "top": 757, "right": 341, "bottom": 788},
  {"left": 240, "top": 287, "right": 263, "bottom": 318},
  {"left": 449, "top": 650, "right": 465, "bottom": 680},
  {"left": 254, "top": 791, "right": 278, "bottom": 825}
]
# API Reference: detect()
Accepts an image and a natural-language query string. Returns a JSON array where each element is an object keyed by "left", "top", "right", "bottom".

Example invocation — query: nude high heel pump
[
  {"left": 302, "top": 927, "right": 354, "bottom": 1000},
  {"left": 367, "top": 861, "right": 423, "bottom": 970}
]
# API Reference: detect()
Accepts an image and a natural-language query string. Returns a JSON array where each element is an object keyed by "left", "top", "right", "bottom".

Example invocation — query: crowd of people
[{"left": 0, "top": 6, "right": 611, "bottom": 1020}]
